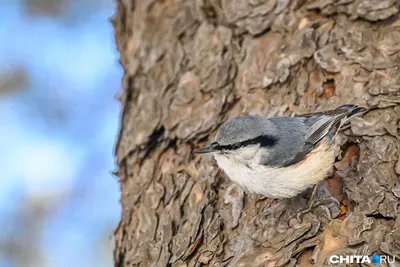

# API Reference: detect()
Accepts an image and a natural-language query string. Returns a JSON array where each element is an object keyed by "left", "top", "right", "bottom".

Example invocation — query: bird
[{"left": 195, "top": 104, "right": 366, "bottom": 200}]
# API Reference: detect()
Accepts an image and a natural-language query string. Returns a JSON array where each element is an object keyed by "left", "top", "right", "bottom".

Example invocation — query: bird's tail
[
  {"left": 335, "top": 104, "right": 367, "bottom": 120},
  {"left": 331, "top": 104, "right": 367, "bottom": 137}
]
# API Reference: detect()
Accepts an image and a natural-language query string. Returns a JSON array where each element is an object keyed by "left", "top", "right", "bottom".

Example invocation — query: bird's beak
[{"left": 195, "top": 142, "right": 219, "bottom": 154}]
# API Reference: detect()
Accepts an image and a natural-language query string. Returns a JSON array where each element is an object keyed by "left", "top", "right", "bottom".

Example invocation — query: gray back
[
  {"left": 215, "top": 116, "right": 278, "bottom": 146},
  {"left": 267, "top": 117, "right": 308, "bottom": 166}
]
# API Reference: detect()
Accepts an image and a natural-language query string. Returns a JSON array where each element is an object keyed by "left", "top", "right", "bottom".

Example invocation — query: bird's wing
[
  {"left": 301, "top": 110, "right": 348, "bottom": 152},
  {"left": 283, "top": 105, "right": 365, "bottom": 166}
]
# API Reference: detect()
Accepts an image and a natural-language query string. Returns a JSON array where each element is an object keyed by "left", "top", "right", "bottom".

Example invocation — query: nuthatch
[{"left": 196, "top": 105, "right": 366, "bottom": 199}]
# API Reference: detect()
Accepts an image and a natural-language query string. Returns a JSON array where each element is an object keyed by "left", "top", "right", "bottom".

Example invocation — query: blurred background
[{"left": 0, "top": 1, "right": 121, "bottom": 267}]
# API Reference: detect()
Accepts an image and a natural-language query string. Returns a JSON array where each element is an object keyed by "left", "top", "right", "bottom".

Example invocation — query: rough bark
[{"left": 112, "top": 0, "right": 400, "bottom": 266}]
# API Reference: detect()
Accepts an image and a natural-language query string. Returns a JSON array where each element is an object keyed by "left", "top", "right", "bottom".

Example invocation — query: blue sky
[{"left": 0, "top": 1, "right": 122, "bottom": 266}]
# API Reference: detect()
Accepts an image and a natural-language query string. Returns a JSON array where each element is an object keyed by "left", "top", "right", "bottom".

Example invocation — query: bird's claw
[{"left": 289, "top": 196, "right": 340, "bottom": 224}]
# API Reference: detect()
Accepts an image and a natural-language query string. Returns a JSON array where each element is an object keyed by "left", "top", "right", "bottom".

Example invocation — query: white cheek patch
[
  {"left": 253, "top": 146, "right": 270, "bottom": 165},
  {"left": 234, "top": 145, "right": 262, "bottom": 161}
]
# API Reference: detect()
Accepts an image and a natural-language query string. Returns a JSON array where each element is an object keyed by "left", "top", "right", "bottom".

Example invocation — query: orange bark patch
[
  {"left": 326, "top": 174, "right": 349, "bottom": 219},
  {"left": 321, "top": 79, "right": 335, "bottom": 98},
  {"left": 188, "top": 235, "right": 202, "bottom": 255},
  {"left": 337, "top": 200, "right": 348, "bottom": 221},
  {"left": 326, "top": 176, "right": 343, "bottom": 200},
  {"left": 340, "top": 144, "right": 358, "bottom": 164},
  {"left": 310, "top": 71, "right": 322, "bottom": 84},
  {"left": 296, "top": 249, "right": 314, "bottom": 267},
  {"left": 304, "top": 88, "right": 315, "bottom": 99},
  {"left": 190, "top": 184, "right": 204, "bottom": 205},
  {"left": 376, "top": 71, "right": 389, "bottom": 80},
  {"left": 216, "top": 169, "right": 224, "bottom": 178}
]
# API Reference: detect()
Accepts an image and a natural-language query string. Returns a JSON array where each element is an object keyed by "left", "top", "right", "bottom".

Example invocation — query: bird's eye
[{"left": 232, "top": 144, "right": 241, "bottom": 150}]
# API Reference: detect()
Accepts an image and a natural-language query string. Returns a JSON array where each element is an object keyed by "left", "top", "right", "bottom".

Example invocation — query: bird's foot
[{"left": 294, "top": 196, "right": 340, "bottom": 223}]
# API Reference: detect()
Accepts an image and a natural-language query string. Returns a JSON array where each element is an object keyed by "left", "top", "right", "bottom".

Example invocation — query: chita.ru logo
[{"left": 329, "top": 254, "right": 395, "bottom": 264}]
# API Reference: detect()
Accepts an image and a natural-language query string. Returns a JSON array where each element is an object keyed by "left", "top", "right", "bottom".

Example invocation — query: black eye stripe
[{"left": 216, "top": 135, "right": 277, "bottom": 151}]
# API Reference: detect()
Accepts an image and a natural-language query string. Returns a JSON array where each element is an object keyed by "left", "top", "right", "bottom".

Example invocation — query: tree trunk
[{"left": 112, "top": 0, "right": 400, "bottom": 266}]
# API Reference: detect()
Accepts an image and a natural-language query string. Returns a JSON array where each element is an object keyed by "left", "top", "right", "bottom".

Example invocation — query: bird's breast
[{"left": 214, "top": 141, "right": 335, "bottom": 198}]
